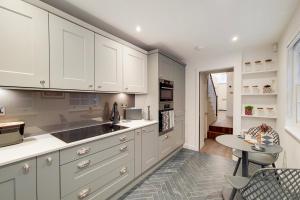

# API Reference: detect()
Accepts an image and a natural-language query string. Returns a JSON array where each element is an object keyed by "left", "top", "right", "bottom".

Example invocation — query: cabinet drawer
[
  {"left": 141, "top": 124, "right": 157, "bottom": 133},
  {"left": 60, "top": 131, "right": 134, "bottom": 165},
  {"left": 61, "top": 140, "right": 134, "bottom": 197},
  {"left": 159, "top": 132, "right": 174, "bottom": 160},
  {"left": 62, "top": 160, "right": 134, "bottom": 200}
]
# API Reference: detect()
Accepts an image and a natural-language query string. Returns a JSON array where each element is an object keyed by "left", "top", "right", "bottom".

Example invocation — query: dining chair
[
  {"left": 225, "top": 168, "right": 300, "bottom": 200},
  {"left": 232, "top": 126, "right": 280, "bottom": 176}
]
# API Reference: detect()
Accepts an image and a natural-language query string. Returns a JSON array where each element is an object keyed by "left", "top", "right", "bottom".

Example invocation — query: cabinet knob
[
  {"left": 23, "top": 163, "right": 30, "bottom": 174},
  {"left": 119, "top": 136, "right": 127, "bottom": 142},
  {"left": 125, "top": 87, "right": 128, "bottom": 90},
  {"left": 120, "top": 145, "right": 128, "bottom": 152},
  {"left": 46, "top": 157, "right": 53, "bottom": 165},
  {"left": 136, "top": 131, "right": 140, "bottom": 135},
  {"left": 164, "top": 135, "right": 169, "bottom": 139},
  {"left": 78, "top": 188, "right": 90, "bottom": 199},
  {"left": 98, "top": 86, "right": 102, "bottom": 88},
  {"left": 77, "top": 160, "right": 91, "bottom": 169},
  {"left": 40, "top": 80, "right": 45, "bottom": 85},
  {"left": 77, "top": 147, "right": 90, "bottom": 156},
  {"left": 120, "top": 167, "right": 127, "bottom": 175},
  {"left": 89, "top": 85, "right": 93, "bottom": 88}
]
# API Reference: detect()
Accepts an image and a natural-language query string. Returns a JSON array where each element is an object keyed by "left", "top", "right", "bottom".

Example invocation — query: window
[
  {"left": 287, "top": 36, "right": 300, "bottom": 125},
  {"left": 211, "top": 73, "right": 227, "bottom": 84}
]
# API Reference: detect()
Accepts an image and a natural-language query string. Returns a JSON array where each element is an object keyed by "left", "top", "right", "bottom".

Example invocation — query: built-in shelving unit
[
  {"left": 242, "top": 69, "right": 277, "bottom": 75},
  {"left": 241, "top": 115, "right": 277, "bottom": 119},
  {"left": 241, "top": 47, "right": 278, "bottom": 131}
]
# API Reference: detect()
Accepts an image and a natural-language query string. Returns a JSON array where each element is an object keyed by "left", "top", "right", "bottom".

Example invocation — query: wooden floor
[{"left": 200, "top": 139, "right": 232, "bottom": 159}]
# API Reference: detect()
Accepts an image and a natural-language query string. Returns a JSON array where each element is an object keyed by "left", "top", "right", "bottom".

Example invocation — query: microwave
[{"left": 159, "top": 79, "right": 174, "bottom": 102}]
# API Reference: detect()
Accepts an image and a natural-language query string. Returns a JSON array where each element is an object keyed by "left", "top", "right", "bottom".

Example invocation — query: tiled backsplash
[{"left": 0, "top": 89, "right": 134, "bottom": 136}]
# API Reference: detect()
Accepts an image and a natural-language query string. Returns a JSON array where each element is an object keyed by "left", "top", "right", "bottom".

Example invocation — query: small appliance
[
  {"left": 124, "top": 107, "right": 143, "bottom": 120},
  {"left": 0, "top": 121, "right": 25, "bottom": 147}
]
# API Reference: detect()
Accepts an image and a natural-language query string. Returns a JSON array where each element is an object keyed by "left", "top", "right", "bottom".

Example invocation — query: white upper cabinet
[
  {"left": 0, "top": 0, "right": 49, "bottom": 88},
  {"left": 95, "top": 34, "right": 123, "bottom": 92},
  {"left": 123, "top": 47, "right": 147, "bottom": 93},
  {"left": 49, "top": 14, "right": 94, "bottom": 91}
]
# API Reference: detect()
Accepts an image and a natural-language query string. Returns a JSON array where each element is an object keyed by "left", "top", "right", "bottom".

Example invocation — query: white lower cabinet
[
  {"left": 37, "top": 152, "right": 60, "bottom": 200},
  {"left": 123, "top": 46, "right": 148, "bottom": 93},
  {"left": 0, "top": 0, "right": 49, "bottom": 88},
  {"left": 49, "top": 14, "right": 95, "bottom": 91},
  {"left": 134, "top": 129, "right": 142, "bottom": 177},
  {"left": 0, "top": 158, "right": 36, "bottom": 200},
  {"left": 174, "top": 116, "right": 185, "bottom": 148},
  {"left": 141, "top": 125, "right": 159, "bottom": 172},
  {"left": 159, "top": 132, "right": 175, "bottom": 160}
]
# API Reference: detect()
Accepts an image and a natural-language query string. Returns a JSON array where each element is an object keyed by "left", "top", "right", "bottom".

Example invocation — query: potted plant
[{"left": 245, "top": 105, "right": 254, "bottom": 115}]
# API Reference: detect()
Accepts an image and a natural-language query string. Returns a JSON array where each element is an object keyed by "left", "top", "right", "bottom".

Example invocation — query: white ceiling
[{"left": 41, "top": 0, "right": 300, "bottom": 64}]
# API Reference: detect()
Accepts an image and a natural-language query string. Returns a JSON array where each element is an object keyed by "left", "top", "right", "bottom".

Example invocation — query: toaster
[
  {"left": 124, "top": 108, "right": 143, "bottom": 120},
  {"left": 0, "top": 121, "right": 25, "bottom": 147}
]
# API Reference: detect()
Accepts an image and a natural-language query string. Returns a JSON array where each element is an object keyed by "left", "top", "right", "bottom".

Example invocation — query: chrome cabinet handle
[
  {"left": 77, "top": 160, "right": 91, "bottom": 169},
  {"left": 23, "top": 163, "right": 30, "bottom": 174},
  {"left": 89, "top": 85, "right": 93, "bottom": 88},
  {"left": 120, "top": 167, "right": 127, "bottom": 175},
  {"left": 164, "top": 135, "right": 169, "bottom": 139},
  {"left": 119, "top": 136, "right": 127, "bottom": 142},
  {"left": 97, "top": 86, "right": 102, "bottom": 88},
  {"left": 78, "top": 188, "right": 90, "bottom": 199},
  {"left": 120, "top": 145, "right": 128, "bottom": 152},
  {"left": 40, "top": 80, "right": 45, "bottom": 86},
  {"left": 46, "top": 157, "right": 53, "bottom": 165},
  {"left": 77, "top": 147, "right": 90, "bottom": 156},
  {"left": 125, "top": 87, "right": 128, "bottom": 90},
  {"left": 136, "top": 131, "right": 140, "bottom": 135}
]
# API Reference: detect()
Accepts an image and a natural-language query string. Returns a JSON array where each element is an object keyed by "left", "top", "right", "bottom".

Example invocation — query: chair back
[
  {"left": 247, "top": 126, "right": 280, "bottom": 160},
  {"left": 240, "top": 168, "right": 300, "bottom": 200}
]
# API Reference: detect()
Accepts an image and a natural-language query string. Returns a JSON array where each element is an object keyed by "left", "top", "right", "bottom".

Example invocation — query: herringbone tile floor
[{"left": 121, "top": 149, "right": 256, "bottom": 200}]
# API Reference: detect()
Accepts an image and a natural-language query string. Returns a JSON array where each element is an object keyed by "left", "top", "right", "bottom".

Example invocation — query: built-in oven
[{"left": 159, "top": 79, "right": 174, "bottom": 102}]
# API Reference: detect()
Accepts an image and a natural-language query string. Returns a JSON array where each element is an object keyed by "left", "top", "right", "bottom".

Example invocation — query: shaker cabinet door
[
  {"left": 0, "top": 158, "right": 36, "bottom": 200},
  {"left": 49, "top": 14, "right": 94, "bottom": 91},
  {"left": 123, "top": 47, "right": 147, "bottom": 93},
  {"left": 37, "top": 152, "right": 60, "bottom": 200},
  {"left": 141, "top": 125, "right": 158, "bottom": 172},
  {"left": 95, "top": 34, "right": 123, "bottom": 92},
  {"left": 0, "top": 0, "right": 49, "bottom": 88}
]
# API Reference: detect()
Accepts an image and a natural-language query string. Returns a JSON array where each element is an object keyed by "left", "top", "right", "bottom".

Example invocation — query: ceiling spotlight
[
  {"left": 136, "top": 26, "right": 141, "bottom": 32},
  {"left": 232, "top": 36, "right": 239, "bottom": 42},
  {"left": 194, "top": 45, "right": 205, "bottom": 51}
]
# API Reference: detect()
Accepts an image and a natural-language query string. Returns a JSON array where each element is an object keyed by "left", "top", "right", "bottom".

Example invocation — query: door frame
[{"left": 197, "top": 67, "right": 240, "bottom": 150}]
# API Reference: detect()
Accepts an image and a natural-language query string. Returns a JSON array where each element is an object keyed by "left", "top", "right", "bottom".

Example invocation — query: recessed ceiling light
[
  {"left": 136, "top": 26, "right": 141, "bottom": 32},
  {"left": 194, "top": 45, "right": 205, "bottom": 51},
  {"left": 232, "top": 36, "right": 239, "bottom": 42}
]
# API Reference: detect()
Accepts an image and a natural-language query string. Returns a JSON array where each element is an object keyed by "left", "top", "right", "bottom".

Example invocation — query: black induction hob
[{"left": 51, "top": 123, "right": 128, "bottom": 143}]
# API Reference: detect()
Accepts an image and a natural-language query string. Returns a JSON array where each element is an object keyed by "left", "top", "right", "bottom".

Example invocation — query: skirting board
[{"left": 109, "top": 146, "right": 183, "bottom": 200}]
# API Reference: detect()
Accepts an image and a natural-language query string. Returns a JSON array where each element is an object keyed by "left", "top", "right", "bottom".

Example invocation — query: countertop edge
[{"left": 0, "top": 120, "right": 158, "bottom": 167}]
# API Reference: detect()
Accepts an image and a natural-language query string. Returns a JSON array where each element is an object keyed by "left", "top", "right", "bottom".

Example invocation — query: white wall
[
  {"left": 184, "top": 53, "right": 242, "bottom": 151},
  {"left": 277, "top": 4, "right": 300, "bottom": 168}
]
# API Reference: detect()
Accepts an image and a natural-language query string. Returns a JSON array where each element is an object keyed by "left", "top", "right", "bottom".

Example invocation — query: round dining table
[{"left": 216, "top": 134, "right": 283, "bottom": 177}]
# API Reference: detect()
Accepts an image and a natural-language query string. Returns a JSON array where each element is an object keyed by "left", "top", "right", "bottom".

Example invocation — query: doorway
[{"left": 199, "top": 68, "right": 234, "bottom": 159}]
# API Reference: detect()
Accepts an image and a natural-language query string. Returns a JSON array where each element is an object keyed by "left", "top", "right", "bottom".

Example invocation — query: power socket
[{"left": 0, "top": 106, "right": 5, "bottom": 116}]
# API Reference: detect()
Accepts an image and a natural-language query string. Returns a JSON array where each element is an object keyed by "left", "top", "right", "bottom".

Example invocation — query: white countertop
[{"left": 0, "top": 120, "right": 158, "bottom": 167}]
